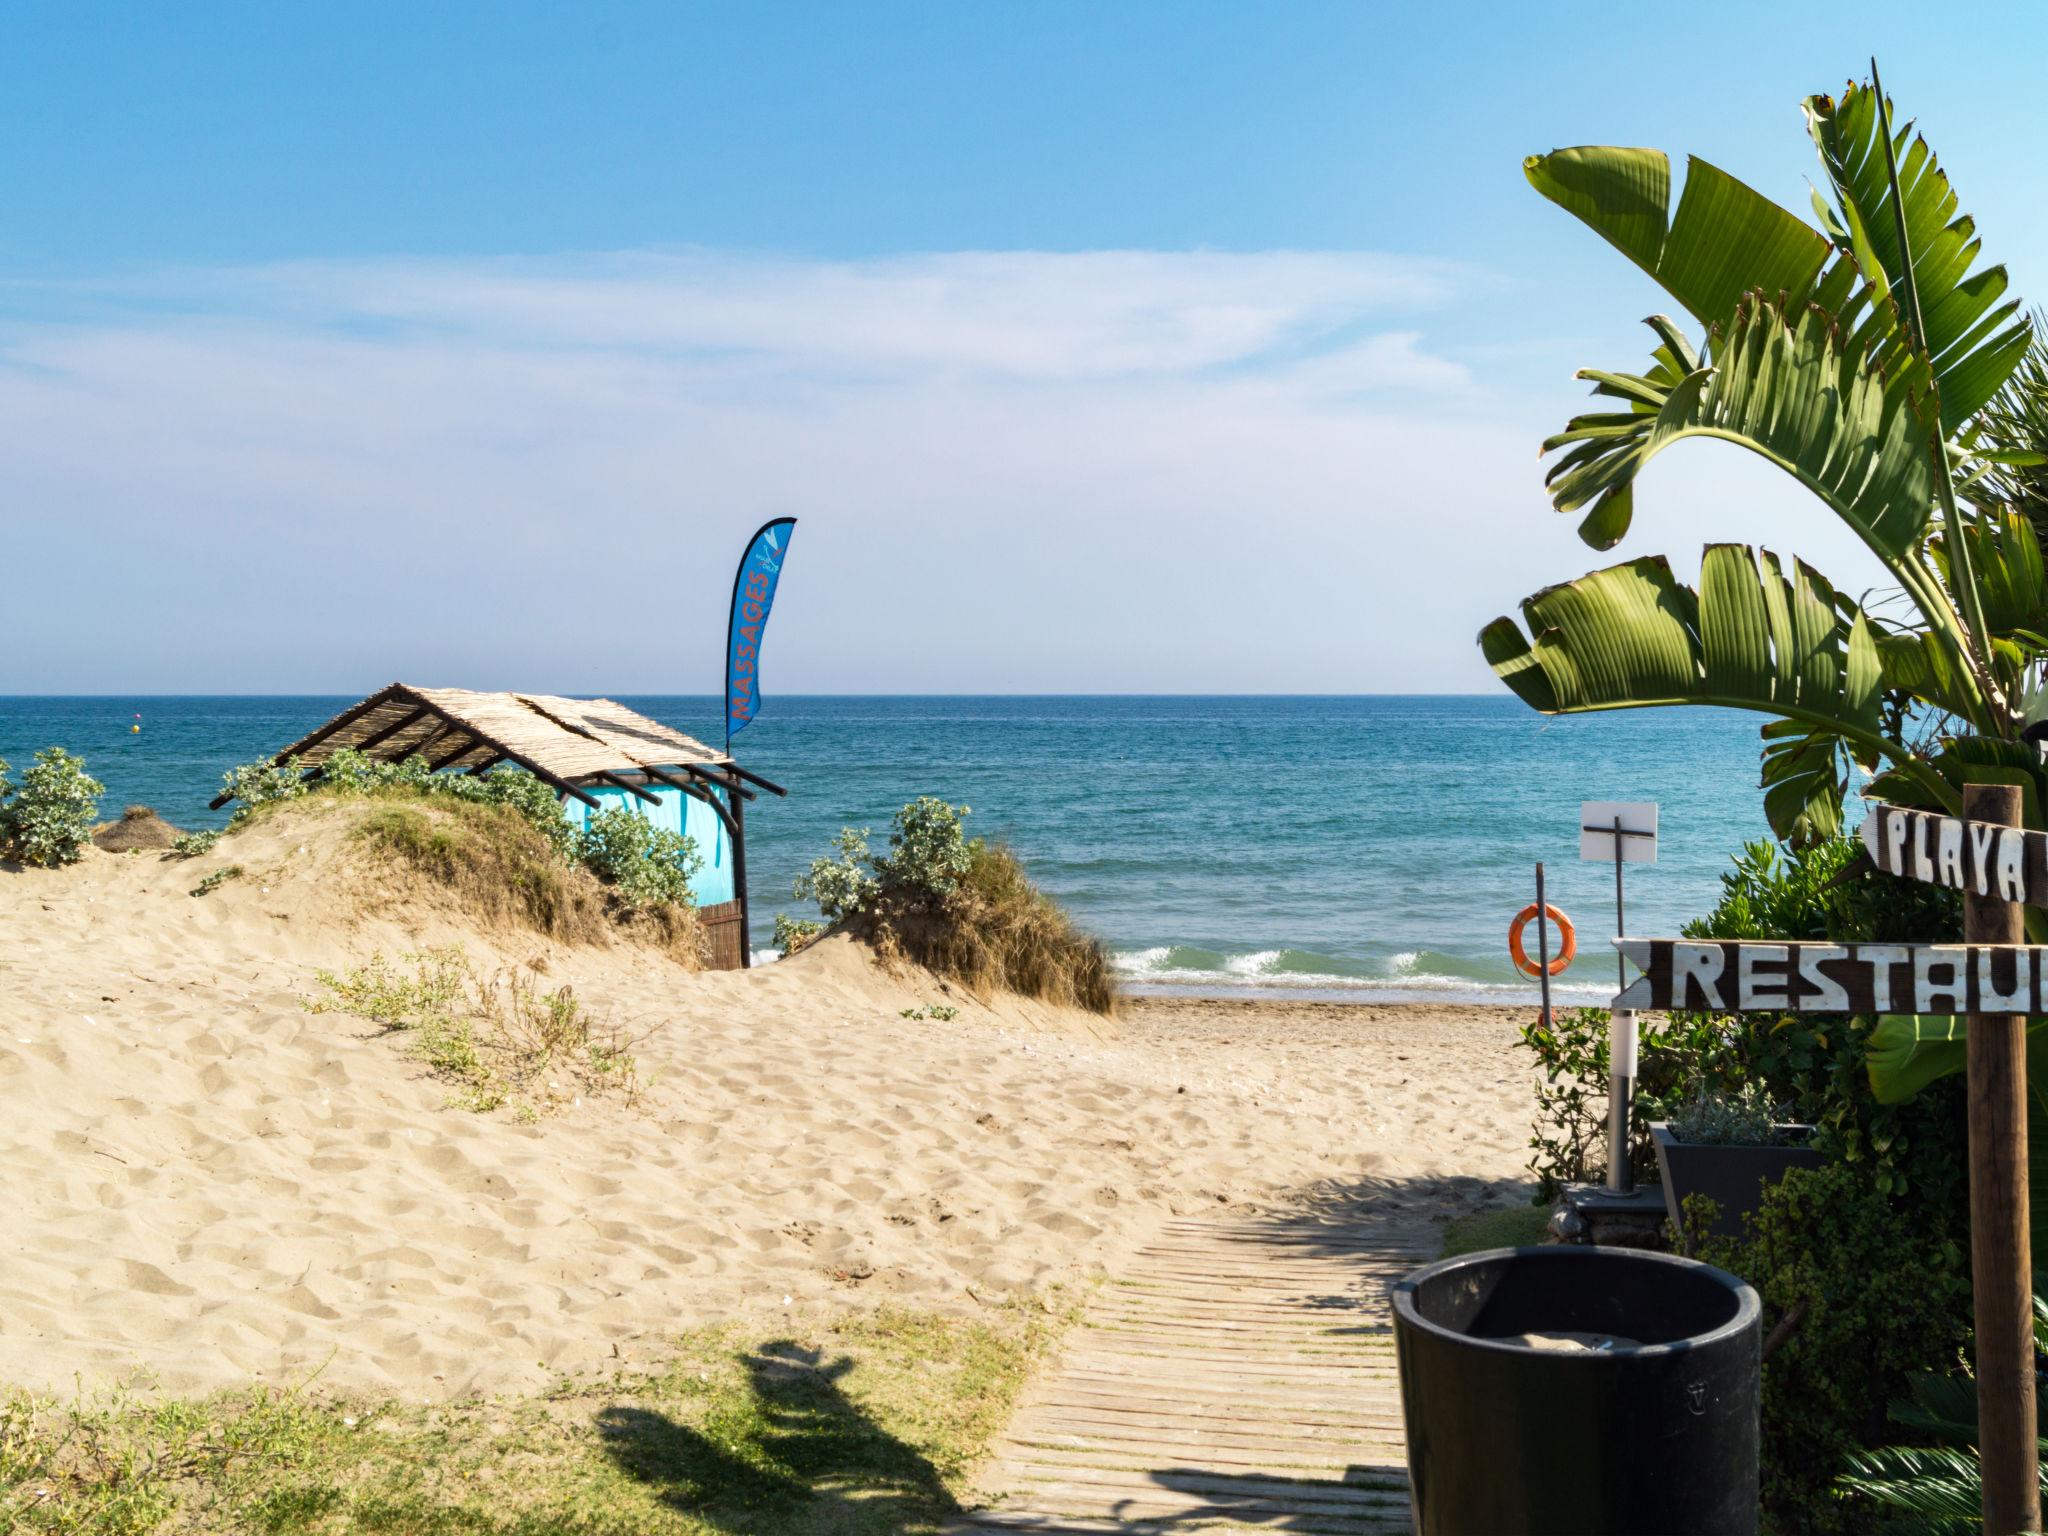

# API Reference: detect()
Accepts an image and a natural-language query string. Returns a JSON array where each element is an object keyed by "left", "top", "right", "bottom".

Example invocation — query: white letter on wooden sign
[
  {"left": 1938, "top": 818, "right": 1965, "bottom": 889},
  {"left": 1797, "top": 946, "right": 1850, "bottom": 1011},
  {"left": 1978, "top": 949, "right": 2034, "bottom": 1013},
  {"left": 1913, "top": 813, "right": 1937, "bottom": 883},
  {"left": 1970, "top": 821, "right": 2000, "bottom": 896},
  {"left": 1998, "top": 828, "right": 2028, "bottom": 902},
  {"left": 1674, "top": 943, "right": 1725, "bottom": 1009},
  {"left": 1915, "top": 947, "right": 1967, "bottom": 1012},
  {"left": 1738, "top": 945, "right": 1789, "bottom": 1010},
  {"left": 1886, "top": 808, "right": 1909, "bottom": 875},
  {"left": 1862, "top": 945, "right": 1909, "bottom": 1011}
]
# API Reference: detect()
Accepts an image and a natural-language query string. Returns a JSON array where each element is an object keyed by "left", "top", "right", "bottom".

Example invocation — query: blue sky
[{"left": 4, "top": 2, "right": 2047, "bottom": 691}]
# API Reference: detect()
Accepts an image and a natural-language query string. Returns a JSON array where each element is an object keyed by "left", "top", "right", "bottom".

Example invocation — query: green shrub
[
  {"left": 573, "top": 805, "right": 701, "bottom": 912},
  {"left": 795, "top": 826, "right": 881, "bottom": 920},
  {"left": 1, "top": 748, "right": 105, "bottom": 867},
  {"left": 219, "top": 753, "right": 689, "bottom": 911},
  {"left": 1667, "top": 1083, "right": 1790, "bottom": 1146},
  {"left": 790, "top": 800, "right": 1114, "bottom": 1013},
  {"left": 219, "top": 756, "right": 309, "bottom": 819},
  {"left": 1653, "top": 833, "right": 1969, "bottom": 1200},
  {"left": 1519, "top": 1006, "right": 1691, "bottom": 1199},
  {"left": 1691, "top": 1165, "right": 1971, "bottom": 1533},
  {"left": 773, "top": 912, "right": 826, "bottom": 955},
  {"left": 170, "top": 828, "right": 221, "bottom": 858},
  {"left": 873, "top": 797, "right": 976, "bottom": 907}
]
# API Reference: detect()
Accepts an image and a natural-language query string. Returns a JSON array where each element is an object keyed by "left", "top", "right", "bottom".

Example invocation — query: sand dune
[{"left": 1, "top": 807, "right": 1537, "bottom": 1399}]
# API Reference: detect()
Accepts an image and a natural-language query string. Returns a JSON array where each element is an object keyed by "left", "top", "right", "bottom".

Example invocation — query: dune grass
[
  {"left": 0, "top": 1302, "right": 1070, "bottom": 1536},
  {"left": 869, "top": 844, "right": 1118, "bottom": 1016},
  {"left": 306, "top": 947, "right": 644, "bottom": 1118}
]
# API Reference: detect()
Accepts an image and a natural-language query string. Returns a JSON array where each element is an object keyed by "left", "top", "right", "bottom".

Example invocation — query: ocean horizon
[{"left": 0, "top": 693, "right": 1783, "bottom": 1005}]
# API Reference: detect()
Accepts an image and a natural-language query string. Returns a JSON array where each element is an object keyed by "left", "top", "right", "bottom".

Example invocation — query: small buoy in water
[{"left": 132, "top": 713, "right": 141, "bottom": 734}]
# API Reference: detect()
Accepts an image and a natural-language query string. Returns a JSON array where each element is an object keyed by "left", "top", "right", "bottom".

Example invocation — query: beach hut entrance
[{"left": 212, "top": 683, "right": 786, "bottom": 968}]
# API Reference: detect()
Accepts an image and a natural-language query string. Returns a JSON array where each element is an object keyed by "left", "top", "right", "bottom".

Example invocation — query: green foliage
[
  {"left": 574, "top": 806, "right": 701, "bottom": 912},
  {"left": 1691, "top": 1165, "right": 1971, "bottom": 1533},
  {"left": 1667, "top": 1082, "right": 1790, "bottom": 1147},
  {"left": 791, "top": 802, "right": 1115, "bottom": 1013},
  {"left": 793, "top": 800, "right": 977, "bottom": 921},
  {"left": 1, "top": 748, "right": 105, "bottom": 868},
  {"left": 873, "top": 797, "right": 976, "bottom": 908},
  {"left": 0, "top": 1301, "right": 1070, "bottom": 1534},
  {"left": 168, "top": 828, "right": 220, "bottom": 858},
  {"left": 308, "top": 948, "right": 640, "bottom": 1117},
  {"left": 1832, "top": 1300, "right": 2048, "bottom": 1531},
  {"left": 1490, "top": 77, "right": 2048, "bottom": 847},
  {"left": 220, "top": 753, "right": 696, "bottom": 913},
  {"left": 899, "top": 1005, "right": 959, "bottom": 1022},
  {"left": 219, "top": 756, "right": 309, "bottom": 818},
  {"left": 794, "top": 826, "right": 881, "bottom": 921},
  {"left": 1648, "top": 833, "right": 1968, "bottom": 1201},
  {"left": 772, "top": 913, "right": 826, "bottom": 956},
  {"left": 188, "top": 865, "right": 243, "bottom": 898},
  {"left": 1518, "top": 1006, "right": 1690, "bottom": 1199}
]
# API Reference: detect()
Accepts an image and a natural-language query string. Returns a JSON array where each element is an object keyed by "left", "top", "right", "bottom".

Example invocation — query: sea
[{"left": 0, "top": 696, "right": 1785, "bottom": 1006}]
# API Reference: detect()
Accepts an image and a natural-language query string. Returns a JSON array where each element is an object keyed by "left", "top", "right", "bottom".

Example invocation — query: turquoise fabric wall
[{"left": 559, "top": 783, "right": 736, "bottom": 906}]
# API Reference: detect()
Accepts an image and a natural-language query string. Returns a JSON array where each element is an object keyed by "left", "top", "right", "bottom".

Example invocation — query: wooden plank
[
  {"left": 1863, "top": 800, "right": 2048, "bottom": 908},
  {"left": 1612, "top": 936, "right": 2048, "bottom": 1014}
]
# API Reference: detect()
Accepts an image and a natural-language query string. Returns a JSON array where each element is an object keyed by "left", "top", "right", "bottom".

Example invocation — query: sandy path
[{"left": 0, "top": 827, "right": 1539, "bottom": 1401}]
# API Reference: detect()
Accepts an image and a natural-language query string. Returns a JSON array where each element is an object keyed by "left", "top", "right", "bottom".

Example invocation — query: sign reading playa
[{"left": 1614, "top": 802, "right": 2048, "bottom": 1014}]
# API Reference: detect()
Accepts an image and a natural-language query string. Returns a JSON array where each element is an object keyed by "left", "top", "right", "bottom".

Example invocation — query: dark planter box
[
  {"left": 1393, "top": 1246, "right": 1762, "bottom": 1534},
  {"left": 1651, "top": 1123, "right": 1824, "bottom": 1242}
]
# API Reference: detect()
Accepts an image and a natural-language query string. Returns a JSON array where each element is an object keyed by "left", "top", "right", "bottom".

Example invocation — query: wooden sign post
[
  {"left": 1961, "top": 785, "right": 2038, "bottom": 1536},
  {"left": 1616, "top": 788, "right": 2038, "bottom": 1532}
]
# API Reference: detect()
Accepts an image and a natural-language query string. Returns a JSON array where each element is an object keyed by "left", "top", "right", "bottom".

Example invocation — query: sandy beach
[{"left": 0, "top": 808, "right": 1538, "bottom": 1402}]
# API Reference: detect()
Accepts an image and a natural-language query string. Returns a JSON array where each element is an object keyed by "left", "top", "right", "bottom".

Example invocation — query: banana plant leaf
[
  {"left": 1804, "top": 83, "right": 2031, "bottom": 431},
  {"left": 1523, "top": 148, "right": 1831, "bottom": 340},
  {"left": 1542, "top": 301, "right": 1936, "bottom": 565},
  {"left": 1478, "top": 544, "right": 1944, "bottom": 839}
]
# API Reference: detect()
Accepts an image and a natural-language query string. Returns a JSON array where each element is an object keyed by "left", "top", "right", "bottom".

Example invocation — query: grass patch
[
  {"left": 308, "top": 948, "right": 645, "bottom": 1118},
  {"left": 188, "top": 865, "right": 242, "bottom": 898},
  {"left": 0, "top": 1302, "right": 1070, "bottom": 1535},
  {"left": 1438, "top": 1204, "right": 1554, "bottom": 1258}
]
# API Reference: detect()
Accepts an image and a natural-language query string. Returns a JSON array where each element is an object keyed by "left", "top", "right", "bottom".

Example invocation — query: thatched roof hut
[{"left": 214, "top": 684, "right": 785, "bottom": 967}]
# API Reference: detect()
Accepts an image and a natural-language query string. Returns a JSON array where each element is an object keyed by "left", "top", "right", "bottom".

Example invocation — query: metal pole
[
  {"left": 1606, "top": 815, "right": 1634, "bottom": 1195},
  {"left": 1534, "top": 862, "right": 1552, "bottom": 1027},
  {"left": 1613, "top": 815, "right": 1626, "bottom": 993}
]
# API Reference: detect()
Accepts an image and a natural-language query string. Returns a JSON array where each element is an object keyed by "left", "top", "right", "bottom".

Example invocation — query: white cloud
[{"left": 0, "top": 246, "right": 1844, "bottom": 693}]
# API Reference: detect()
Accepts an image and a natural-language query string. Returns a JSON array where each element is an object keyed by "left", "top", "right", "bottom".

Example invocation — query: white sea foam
[{"left": 1108, "top": 946, "right": 1611, "bottom": 1003}]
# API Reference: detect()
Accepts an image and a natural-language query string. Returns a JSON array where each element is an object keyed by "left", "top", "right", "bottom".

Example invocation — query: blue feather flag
[{"left": 725, "top": 518, "right": 796, "bottom": 749}]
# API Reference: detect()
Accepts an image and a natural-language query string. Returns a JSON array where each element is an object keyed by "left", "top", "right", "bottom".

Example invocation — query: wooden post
[
  {"left": 1963, "top": 782, "right": 2039, "bottom": 1535},
  {"left": 729, "top": 778, "right": 751, "bottom": 969}
]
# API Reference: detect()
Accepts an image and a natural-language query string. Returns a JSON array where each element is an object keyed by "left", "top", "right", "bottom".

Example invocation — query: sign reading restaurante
[{"left": 1611, "top": 937, "right": 2048, "bottom": 1015}]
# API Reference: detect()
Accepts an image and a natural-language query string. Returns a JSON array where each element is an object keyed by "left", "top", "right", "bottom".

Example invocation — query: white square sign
[{"left": 1581, "top": 801, "right": 1658, "bottom": 864}]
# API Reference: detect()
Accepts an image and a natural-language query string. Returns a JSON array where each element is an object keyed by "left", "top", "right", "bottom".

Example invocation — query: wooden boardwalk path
[{"left": 947, "top": 1206, "right": 1437, "bottom": 1533}]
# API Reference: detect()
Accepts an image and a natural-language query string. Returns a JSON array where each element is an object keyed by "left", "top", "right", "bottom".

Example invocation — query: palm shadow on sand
[{"left": 595, "top": 1340, "right": 954, "bottom": 1534}]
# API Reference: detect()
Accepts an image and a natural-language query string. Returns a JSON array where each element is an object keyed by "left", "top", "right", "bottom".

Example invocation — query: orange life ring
[{"left": 1509, "top": 904, "right": 1576, "bottom": 977}]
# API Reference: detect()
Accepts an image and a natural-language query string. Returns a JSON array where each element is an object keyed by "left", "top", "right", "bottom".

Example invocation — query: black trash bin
[{"left": 1392, "top": 1245, "right": 1760, "bottom": 1536}]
